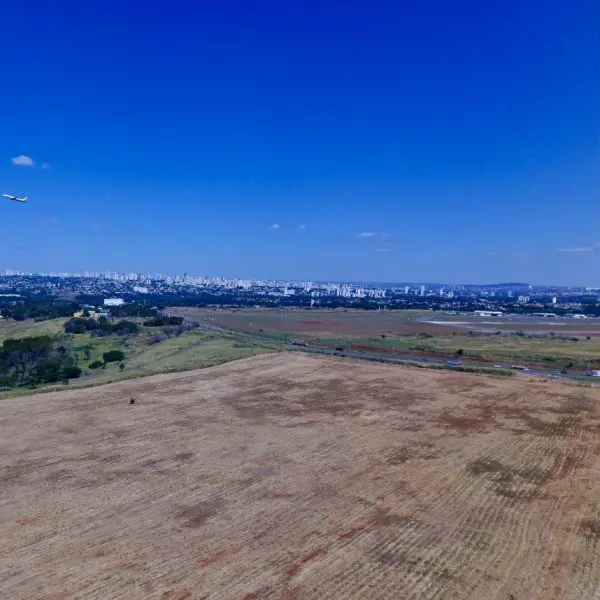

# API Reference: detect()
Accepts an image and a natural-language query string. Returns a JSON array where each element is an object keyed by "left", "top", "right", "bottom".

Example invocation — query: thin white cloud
[
  {"left": 556, "top": 246, "right": 595, "bottom": 253},
  {"left": 269, "top": 223, "right": 280, "bottom": 231},
  {"left": 11, "top": 155, "right": 35, "bottom": 167},
  {"left": 298, "top": 224, "right": 306, "bottom": 231},
  {"left": 41, "top": 162, "right": 51, "bottom": 170},
  {"left": 357, "top": 232, "right": 390, "bottom": 239}
]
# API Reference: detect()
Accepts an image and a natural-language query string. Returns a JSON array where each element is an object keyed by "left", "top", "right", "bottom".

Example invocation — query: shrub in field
[
  {"left": 62, "top": 366, "right": 82, "bottom": 379},
  {"left": 88, "top": 360, "right": 103, "bottom": 369},
  {"left": 149, "top": 333, "right": 168, "bottom": 345},
  {"left": 103, "top": 350, "right": 125, "bottom": 364},
  {"left": 112, "top": 320, "right": 140, "bottom": 335}
]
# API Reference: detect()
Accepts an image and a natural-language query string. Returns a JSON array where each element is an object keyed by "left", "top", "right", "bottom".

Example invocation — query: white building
[
  {"left": 103, "top": 298, "right": 125, "bottom": 307},
  {"left": 474, "top": 310, "right": 503, "bottom": 317}
]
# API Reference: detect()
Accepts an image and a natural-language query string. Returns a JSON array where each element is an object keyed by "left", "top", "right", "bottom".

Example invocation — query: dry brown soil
[{"left": 2, "top": 353, "right": 600, "bottom": 599}]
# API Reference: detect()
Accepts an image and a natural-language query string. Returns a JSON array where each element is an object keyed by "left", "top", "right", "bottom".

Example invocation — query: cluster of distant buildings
[
  {"left": 0, "top": 270, "right": 599, "bottom": 313},
  {"left": 473, "top": 310, "right": 591, "bottom": 319}
]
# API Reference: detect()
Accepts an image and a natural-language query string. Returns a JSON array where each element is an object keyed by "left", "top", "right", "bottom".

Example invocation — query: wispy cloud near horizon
[
  {"left": 556, "top": 244, "right": 598, "bottom": 253},
  {"left": 357, "top": 232, "right": 391, "bottom": 239},
  {"left": 269, "top": 223, "right": 280, "bottom": 231}
]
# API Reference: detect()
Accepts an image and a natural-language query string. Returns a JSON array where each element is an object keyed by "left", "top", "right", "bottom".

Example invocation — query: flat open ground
[
  {"left": 2, "top": 353, "right": 600, "bottom": 599},
  {"left": 177, "top": 308, "right": 600, "bottom": 338},
  {"left": 176, "top": 307, "right": 461, "bottom": 337},
  {"left": 176, "top": 308, "right": 600, "bottom": 369}
]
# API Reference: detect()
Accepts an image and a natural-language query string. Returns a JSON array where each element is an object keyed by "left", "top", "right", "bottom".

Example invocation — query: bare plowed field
[{"left": 2, "top": 353, "right": 600, "bottom": 599}]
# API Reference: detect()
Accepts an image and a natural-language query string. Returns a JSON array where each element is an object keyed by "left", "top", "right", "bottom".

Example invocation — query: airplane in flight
[{"left": 3, "top": 193, "right": 28, "bottom": 203}]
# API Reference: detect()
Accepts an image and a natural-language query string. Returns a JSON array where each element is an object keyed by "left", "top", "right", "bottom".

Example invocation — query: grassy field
[
  {"left": 0, "top": 317, "right": 276, "bottom": 396},
  {"left": 0, "top": 317, "right": 66, "bottom": 342},
  {"left": 311, "top": 334, "right": 600, "bottom": 367},
  {"left": 175, "top": 308, "right": 600, "bottom": 369},
  {"left": 2, "top": 352, "right": 600, "bottom": 599}
]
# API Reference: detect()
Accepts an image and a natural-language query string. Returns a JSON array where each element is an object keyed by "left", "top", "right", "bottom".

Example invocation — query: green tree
[
  {"left": 33, "top": 358, "right": 62, "bottom": 384},
  {"left": 64, "top": 318, "right": 88, "bottom": 334},
  {"left": 0, "top": 375, "right": 13, "bottom": 388},
  {"left": 62, "top": 366, "right": 82, "bottom": 380},
  {"left": 119, "top": 362, "right": 125, "bottom": 372},
  {"left": 103, "top": 350, "right": 125, "bottom": 364}
]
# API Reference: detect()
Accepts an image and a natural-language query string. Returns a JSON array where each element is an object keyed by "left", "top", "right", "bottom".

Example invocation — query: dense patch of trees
[
  {"left": 0, "top": 335, "right": 81, "bottom": 388},
  {"left": 64, "top": 317, "right": 139, "bottom": 336},
  {"left": 143, "top": 315, "right": 184, "bottom": 327},
  {"left": 0, "top": 326, "right": 131, "bottom": 388},
  {"left": 106, "top": 304, "right": 158, "bottom": 318},
  {"left": 1, "top": 301, "right": 78, "bottom": 322}
]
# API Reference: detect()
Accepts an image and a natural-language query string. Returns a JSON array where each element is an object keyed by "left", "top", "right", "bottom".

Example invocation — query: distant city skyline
[
  {"left": 1, "top": 1, "right": 598, "bottom": 286},
  {"left": 1, "top": 268, "right": 598, "bottom": 291}
]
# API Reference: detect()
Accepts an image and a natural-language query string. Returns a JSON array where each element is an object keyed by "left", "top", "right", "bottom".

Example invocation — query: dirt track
[{"left": 2, "top": 353, "right": 600, "bottom": 599}]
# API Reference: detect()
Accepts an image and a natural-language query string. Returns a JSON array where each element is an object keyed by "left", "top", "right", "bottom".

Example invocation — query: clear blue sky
[{"left": 1, "top": 0, "right": 598, "bottom": 285}]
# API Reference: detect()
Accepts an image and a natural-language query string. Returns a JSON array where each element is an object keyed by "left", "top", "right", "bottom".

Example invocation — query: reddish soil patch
[{"left": 287, "top": 546, "right": 329, "bottom": 578}]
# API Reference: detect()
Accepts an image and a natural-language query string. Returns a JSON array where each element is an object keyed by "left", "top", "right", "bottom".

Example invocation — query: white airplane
[{"left": 3, "top": 193, "right": 28, "bottom": 203}]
